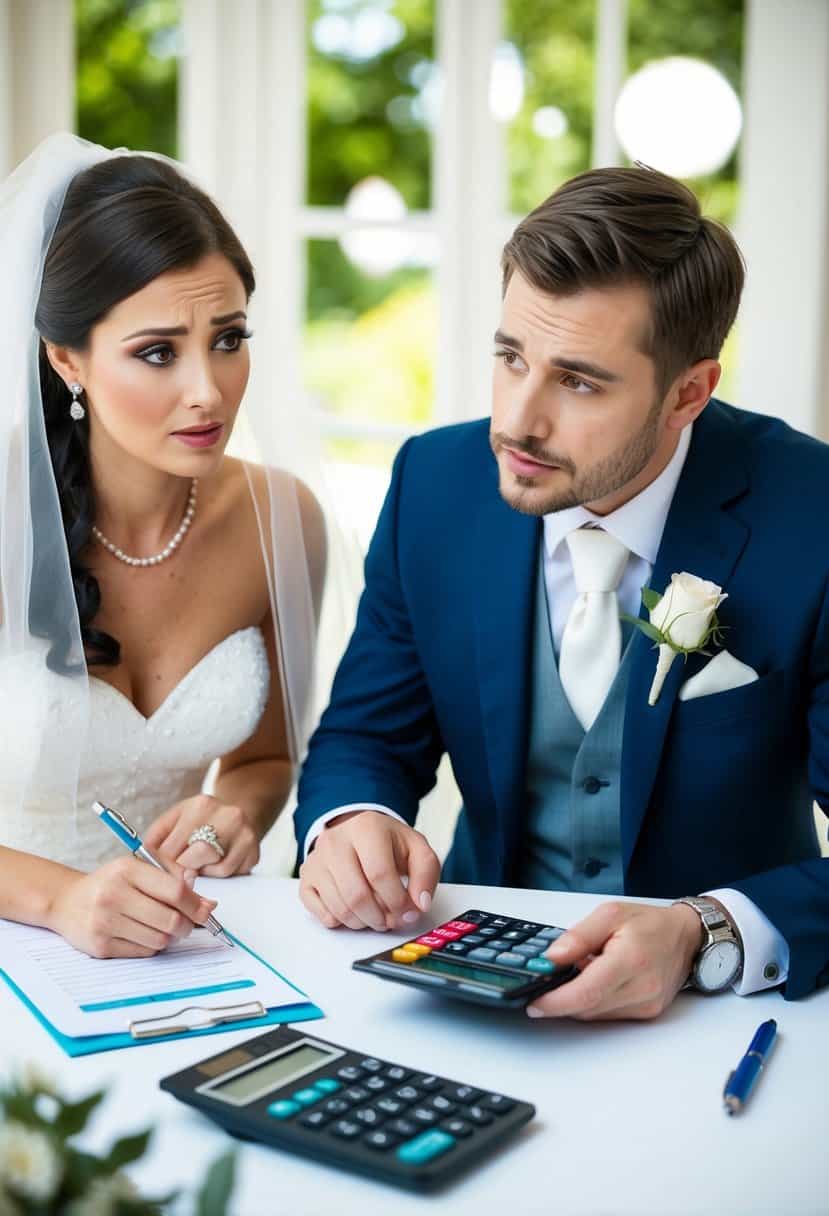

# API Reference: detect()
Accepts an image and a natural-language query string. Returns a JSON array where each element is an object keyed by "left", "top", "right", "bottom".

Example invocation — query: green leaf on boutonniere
[
  {"left": 640, "top": 587, "right": 662, "bottom": 613},
  {"left": 619, "top": 611, "right": 663, "bottom": 644}
]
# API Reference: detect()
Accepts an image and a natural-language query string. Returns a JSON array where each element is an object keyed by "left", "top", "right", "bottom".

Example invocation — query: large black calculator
[
  {"left": 160, "top": 1024, "right": 535, "bottom": 1192},
  {"left": 353, "top": 908, "right": 578, "bottom": 1008}
]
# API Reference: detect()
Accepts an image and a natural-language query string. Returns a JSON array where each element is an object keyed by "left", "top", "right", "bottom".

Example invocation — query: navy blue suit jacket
[{"left": 296, "top": 401, "right": 829, "bottom": 998}]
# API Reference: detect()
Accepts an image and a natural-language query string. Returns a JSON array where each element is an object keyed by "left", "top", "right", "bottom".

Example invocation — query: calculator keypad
[
  {"left": 163, "top": 1022, "right": 536, "bottom": 1192},
  {"left": 389, "top": 909, "right": 567, "bottom": 987},
  {"left": 266, "top": 1054, "right": 519, "bottom": 1165}
]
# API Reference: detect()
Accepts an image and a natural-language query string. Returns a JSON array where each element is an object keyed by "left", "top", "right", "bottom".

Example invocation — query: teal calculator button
[
  {"left": 292, "top": 1088, "right": 322, "bottom": 1106},
  {"left": 267, "top": 1099, "right": 300, "bottom": 1119},
  {"left": 314, "top": 1078, "right": 341, "bottom": 1094},
  {"left": 397, "top": 1130, "right": 456, "bottom": 1165},
  {"left": 526, "top": 957, "right": 556, "bottom": 973}
]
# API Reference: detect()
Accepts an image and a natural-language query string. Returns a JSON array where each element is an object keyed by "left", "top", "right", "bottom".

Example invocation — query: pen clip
[{"left": 96, "top": 801, "right": 139, "bottom": 841}]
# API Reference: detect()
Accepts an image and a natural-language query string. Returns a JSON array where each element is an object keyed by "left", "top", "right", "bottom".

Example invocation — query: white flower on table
[
  {"left": 65, "top": 1171, "right": 139, "bottom": 1216},
  {"left": 0, "top": 1121, "right": 62, "bottom": 1202},
  {"left": 623, "top": 572, "right": 728, "bottom": 705}
]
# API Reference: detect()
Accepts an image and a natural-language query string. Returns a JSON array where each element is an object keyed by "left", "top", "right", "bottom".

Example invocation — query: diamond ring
[{"left": 187, "top": 823, "right": 226, "bottom": 859}]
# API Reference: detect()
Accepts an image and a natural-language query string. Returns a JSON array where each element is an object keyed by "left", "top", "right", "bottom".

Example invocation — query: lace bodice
[{"left": 0, "top": 627, "right": 269, "bottom": 870}]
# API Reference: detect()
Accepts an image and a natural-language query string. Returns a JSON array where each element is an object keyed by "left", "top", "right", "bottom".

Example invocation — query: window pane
[
  {"left": 75, "top": 0, "right": 180, "bottom": 156},
  {"left": 307, "top": 0, "right": 434, "bottom": 209},
  {"left": 626, "top": 1, "right": 744, "bottom": 398},
  {"left": 503, "top": 0, "right": 596, "bottom": 216},
  {"left": 626, "top": 0, "right": 744, "bottom": 224},
  {"left": 304, "top": 238, "right": 437, "bottom": 448}
]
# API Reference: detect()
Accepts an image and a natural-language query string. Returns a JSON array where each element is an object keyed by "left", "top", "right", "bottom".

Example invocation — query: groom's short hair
[{"left": 501, "top": 166, "right": 745, "bottom": 395}]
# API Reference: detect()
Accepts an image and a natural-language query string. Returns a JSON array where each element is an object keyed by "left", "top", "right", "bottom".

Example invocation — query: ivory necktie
[{"left": 558, "top": 527, "right": 631, "bottom": 730}]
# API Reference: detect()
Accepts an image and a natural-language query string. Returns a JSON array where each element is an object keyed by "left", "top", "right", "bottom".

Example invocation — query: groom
[{"left": 295, "top": 166, "right": 829, "bottom": 1017}]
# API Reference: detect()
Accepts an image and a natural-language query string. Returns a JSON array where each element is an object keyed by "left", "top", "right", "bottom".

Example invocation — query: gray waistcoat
[{"left": 517, "top": 561, "right": 635, "bottom": 893}]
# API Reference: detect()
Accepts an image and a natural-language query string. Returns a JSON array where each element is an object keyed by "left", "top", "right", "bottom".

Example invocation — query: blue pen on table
[
  {"left": 91, "top": 800, "right": 234, "bottom": 948},
  {"left": 723, "top": 1018, "right": 777, "bottom": 1115}
]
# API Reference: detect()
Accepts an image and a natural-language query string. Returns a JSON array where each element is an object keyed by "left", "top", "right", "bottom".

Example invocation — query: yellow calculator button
[
  {"left": 392, "top": 948, "right": 419, "bottom": 963},
  {"left": 404, "top": 943, "right": 431, "bottom": 957}
]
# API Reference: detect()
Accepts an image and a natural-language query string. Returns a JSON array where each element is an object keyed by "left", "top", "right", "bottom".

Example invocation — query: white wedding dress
[{"left": 0, "top": 627, "right": 270, "bottom": 870}]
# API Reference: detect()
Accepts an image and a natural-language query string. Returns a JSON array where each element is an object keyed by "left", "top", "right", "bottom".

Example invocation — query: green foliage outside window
[
  {"left": 74, "top": 0, "right": 744, "bottom": 448},
  {"left": 75, "top": 0, "right": 179, "bottom": 159}
]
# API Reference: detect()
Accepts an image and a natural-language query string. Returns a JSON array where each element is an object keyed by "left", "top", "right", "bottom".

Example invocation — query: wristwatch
[{"left": 675, "top": 896, "right": 743, "bottom": 993}]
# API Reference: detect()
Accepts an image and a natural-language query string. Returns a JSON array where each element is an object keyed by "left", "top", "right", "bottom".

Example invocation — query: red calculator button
[
  {"left": 431, "top": 927, "right": 463, "bottom": 941},
  {"left": 445, "top": 920, "right": 478, "bottom": 933},
  {"left": 415, "top": 934, "right": 446, "bottom": 948}
]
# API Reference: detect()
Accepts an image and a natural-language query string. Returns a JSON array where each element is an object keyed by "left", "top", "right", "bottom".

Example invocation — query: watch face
[{"left": 696, "top": 941, "right": 741, "bottom": 991}]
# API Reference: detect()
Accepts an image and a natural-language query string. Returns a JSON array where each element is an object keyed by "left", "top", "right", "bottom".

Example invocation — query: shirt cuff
[
  {"left": 303, "top": 804, "right": 406, "bottom": 859},
  {"left": 704, "top": 887, "right": 790, "bottom": 995}
]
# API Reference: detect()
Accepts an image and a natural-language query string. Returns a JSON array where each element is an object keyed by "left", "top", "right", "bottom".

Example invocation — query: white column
[
  {"left": 434, "top": 0, "right": 504, "bottom": 424},
  {"left": 0, "top": 0, "right": 74, "bottom": 177},
  {"left": 591, "top": 0, "right": 627, "bottom": 168},
  {"left": 0, "top": 0, "right": 12, "bottom": 178},
  {"left": 736, "top": 0, "right": 829, "bottom": 439},
  {"left": 180, "top": 0, "right": 309, "bottom": 875},
  {"left": 180, "top": 0, "right": 306, "bottom": 439}
]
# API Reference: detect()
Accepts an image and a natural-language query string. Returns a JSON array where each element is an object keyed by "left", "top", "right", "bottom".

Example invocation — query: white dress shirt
[{"left": 304, "top": 423, "right": 789, "bottom": 995}]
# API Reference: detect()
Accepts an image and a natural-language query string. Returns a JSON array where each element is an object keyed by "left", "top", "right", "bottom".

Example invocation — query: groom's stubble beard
[{"left": 491, "top": 391, "right": 665, "bottom": 517}]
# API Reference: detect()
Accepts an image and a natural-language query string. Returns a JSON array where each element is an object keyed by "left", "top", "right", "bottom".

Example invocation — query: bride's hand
[
  {"left": 143, "top": 794, "right": 260, "bottom": 877},
  {"left": 49, "top": 857, "right": 218, "bottom": 958}
]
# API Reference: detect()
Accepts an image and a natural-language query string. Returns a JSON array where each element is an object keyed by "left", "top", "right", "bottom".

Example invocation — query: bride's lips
[
  {"left": 502, "top": 446, "right": 559, "bottom": 477},
  {"left": 171, "top": 422, "right": 224, "bottom": 449}
]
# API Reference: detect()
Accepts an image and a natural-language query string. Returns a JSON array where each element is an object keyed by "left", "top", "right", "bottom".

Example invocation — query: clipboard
[{"left": 0, "top": 934, "right": 323, "bottom": 1057}]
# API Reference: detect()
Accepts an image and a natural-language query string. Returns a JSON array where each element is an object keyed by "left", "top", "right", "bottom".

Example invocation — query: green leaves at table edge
[{"left": 196, "top": 1150, "right": 237, "bottom": 1216}]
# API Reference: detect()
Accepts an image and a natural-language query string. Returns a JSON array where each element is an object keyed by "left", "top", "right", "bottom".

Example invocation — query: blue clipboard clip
[{"left": 129, "top": 999, "right": 266, "bottom": 1040}]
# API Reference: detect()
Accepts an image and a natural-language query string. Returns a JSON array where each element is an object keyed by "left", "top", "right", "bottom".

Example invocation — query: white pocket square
[{"left": 678, "top": 649, "right": 759, "bottom": 702}]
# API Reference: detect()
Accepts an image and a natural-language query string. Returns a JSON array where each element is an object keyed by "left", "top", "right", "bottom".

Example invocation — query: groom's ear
[
  {"left": 664, "top": 358, "right": 721, "bottom": 431},
  {"left": 43, "top": 341, "right": 86, "bottom": 389}
]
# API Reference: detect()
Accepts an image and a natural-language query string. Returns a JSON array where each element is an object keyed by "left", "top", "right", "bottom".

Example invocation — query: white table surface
[{"left": 3, "top": 877, "right": 826, "bottom": 1216}]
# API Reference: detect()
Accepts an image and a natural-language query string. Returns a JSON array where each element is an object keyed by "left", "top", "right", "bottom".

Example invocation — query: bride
[{"left": 0, "top": 134, "right": 329, "bottom": 958}]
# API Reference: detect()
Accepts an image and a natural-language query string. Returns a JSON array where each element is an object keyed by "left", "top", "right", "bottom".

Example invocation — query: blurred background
[
  {"left": 3, "top": 0, "right": 828, "bottom": 546},
  {"left": 2, "top": 0, "right": 827, "bottom": 867}
]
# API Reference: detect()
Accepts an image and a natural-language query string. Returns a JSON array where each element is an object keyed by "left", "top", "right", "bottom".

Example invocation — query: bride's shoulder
[{"left": 219, "top": 456, "right": 326, "bottom": 583}]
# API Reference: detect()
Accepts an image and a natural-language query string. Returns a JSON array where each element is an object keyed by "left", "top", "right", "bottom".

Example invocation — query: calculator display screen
[
  {"left": 412, "top": 955, "right": 528, "bottom": 991},
  {"left": 208, "top": 1044, "right": 332, "bottom": 1102}
]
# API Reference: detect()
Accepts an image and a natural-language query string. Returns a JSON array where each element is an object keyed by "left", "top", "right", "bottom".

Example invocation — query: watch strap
[{"left": 675, "top": 897, "right": 743, "bottom": 991}]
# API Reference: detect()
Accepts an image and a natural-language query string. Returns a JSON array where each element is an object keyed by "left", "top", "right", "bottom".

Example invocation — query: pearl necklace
[{"left": 92, "top": 479, "right": 198, "bottom": 567}]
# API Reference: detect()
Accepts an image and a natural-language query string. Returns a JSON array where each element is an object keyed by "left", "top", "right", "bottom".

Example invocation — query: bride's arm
[
  {"left": 0, "top": 845, "right": 216, "bottom": 956},
  {"left": 142, "top": 475, "right": 328, "bottom": 876},
  {"left": 142, "top": 612, "right": 298, "bottom": 875},
  {"left": 211, "top": 477, "right": 327, "bottom": 842},
  {"left": 0, "top": 845, "right": 80, "bottom": 927}
]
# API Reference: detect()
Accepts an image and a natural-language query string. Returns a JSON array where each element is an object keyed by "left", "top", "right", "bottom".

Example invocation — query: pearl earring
[{"left": 69, "top": 382, "right": 85, "bottom": 422}]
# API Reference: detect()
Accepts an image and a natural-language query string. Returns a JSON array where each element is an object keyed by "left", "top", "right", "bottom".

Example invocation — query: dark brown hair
[
  {"left": 35, "top": 155, "right": 255, "bottom": 669},
  {"left": 501, "top": 166, "right": 744, "bottom": 395}
]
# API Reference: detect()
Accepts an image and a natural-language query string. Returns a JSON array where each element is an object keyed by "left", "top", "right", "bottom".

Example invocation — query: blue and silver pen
[
  {"left": 723, "top": 1018, "right": 777, "bottom": 1115},
  {"left": 92, "top": 800, "right": 234, "bottom": 947}
]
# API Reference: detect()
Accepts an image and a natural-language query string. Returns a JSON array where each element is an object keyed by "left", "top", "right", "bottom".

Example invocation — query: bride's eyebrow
[{"left": 121, "top": 311, "right": 247, "bottom": 341}]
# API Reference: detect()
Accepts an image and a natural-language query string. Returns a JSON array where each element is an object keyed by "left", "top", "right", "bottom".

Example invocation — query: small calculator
[
  {"left": 160, "top": 1024, "right": 534, "bottom": 1192},
  {"left": 353, "top": 908, "right": 578, "bottom": 1008}
]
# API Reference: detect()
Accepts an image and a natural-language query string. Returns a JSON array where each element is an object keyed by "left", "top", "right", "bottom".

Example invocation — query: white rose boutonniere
[{"left": 622, "top": 572, "right": 728, "bottom": 705}]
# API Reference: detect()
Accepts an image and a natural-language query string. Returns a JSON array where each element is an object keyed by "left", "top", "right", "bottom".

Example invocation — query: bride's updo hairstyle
[{"left": 35, "top": 155, "right": 255, "bottom": 667}]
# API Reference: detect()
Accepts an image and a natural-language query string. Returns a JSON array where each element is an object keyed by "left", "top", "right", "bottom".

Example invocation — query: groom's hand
[
  {"left": 299, "top": 811, "right": 440, "bottom": 931},
  {"left": 524, "top": 901, "right": 701, "bottom": 1021}
]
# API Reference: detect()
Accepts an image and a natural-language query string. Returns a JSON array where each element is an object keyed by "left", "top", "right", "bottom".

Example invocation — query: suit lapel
[
  {"left": 473, "top": 487, "right": 540, "bottom": 856},
  {"left": 621, "top": 403, "right": 751, "bottom": 870}
]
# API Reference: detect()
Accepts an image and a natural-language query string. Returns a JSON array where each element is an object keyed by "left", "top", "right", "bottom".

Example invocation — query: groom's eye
[
  {"left": 493, "top": 347, "right": 523, "bottom": 369},
  {"left": 560, "top": 373, "right": 596, "bottom": 393}
]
